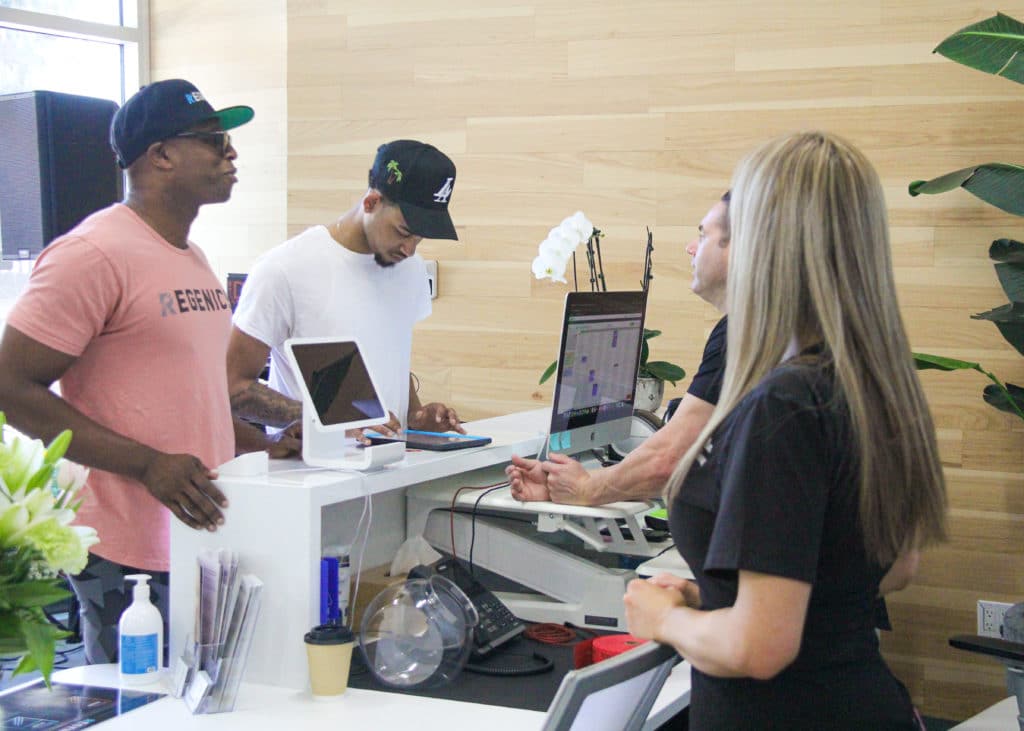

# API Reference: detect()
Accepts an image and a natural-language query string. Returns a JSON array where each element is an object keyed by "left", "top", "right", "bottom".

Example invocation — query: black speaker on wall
[{"left": 0, "top": 90, "right": 122, "bottom": 260}]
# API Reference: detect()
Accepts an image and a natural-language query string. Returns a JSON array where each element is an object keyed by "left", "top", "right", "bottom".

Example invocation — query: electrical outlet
[
  {"left": 425, "top": 260, "right": 438, "bottom": 299},
  {"left": 977, "top": 600, "right": 1013, "bottom": 638}
]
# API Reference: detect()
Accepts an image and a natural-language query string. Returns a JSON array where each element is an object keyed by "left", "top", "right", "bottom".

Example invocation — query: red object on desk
[{"left": 574, "top": 634, "right": 647, "bottom": 668}]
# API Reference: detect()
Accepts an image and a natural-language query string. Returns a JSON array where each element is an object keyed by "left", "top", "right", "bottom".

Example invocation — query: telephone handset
[{"left": 409, "top": 558, "right": 525, "bottom": 656}]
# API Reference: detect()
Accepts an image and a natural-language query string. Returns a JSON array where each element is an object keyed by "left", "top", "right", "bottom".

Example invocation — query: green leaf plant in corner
[{"left": 908, "top": 13, "right": 1024, "bottom": 421}]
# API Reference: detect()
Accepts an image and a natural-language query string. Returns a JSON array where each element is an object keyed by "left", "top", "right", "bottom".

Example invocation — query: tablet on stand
[{"left": 284, "top": 336, "right": 405, "bottom": 471}]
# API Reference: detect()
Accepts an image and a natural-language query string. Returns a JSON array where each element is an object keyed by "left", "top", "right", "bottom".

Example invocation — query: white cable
[{"left": 346, "top": 485, "right": 373, "bottom": 631}]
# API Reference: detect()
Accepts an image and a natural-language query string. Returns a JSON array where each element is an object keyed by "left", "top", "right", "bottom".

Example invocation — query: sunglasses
[{"left": 172, "top": 130, "right": 233, "bottom": 156}]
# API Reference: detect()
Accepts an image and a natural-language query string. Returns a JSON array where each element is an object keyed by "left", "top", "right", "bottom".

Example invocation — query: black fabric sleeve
[
  {"left": 687, "top": 316, "right": 727, "bottom": 405},
  {"left": 704, "top": 387, "right": 832, "bottom": 584}
]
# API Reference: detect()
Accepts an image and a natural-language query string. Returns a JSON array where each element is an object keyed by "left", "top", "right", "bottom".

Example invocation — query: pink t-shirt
[{"left": 6, "top": 203, "right": 234, "bottom": 571}]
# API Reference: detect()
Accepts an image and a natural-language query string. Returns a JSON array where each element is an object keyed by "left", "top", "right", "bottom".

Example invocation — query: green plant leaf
[
  {"left": 643, "top": 329, "right": 662, "bottom": 340},
  {"left": 43, "top": 429, "right": 72, "bottom": 464},
  {"left": 983, "top": 381, "right": 1024, "bottom": 414},
  {"left": 15, "top": 611, "right": 61, "bottom": 686},
  {"left": 971, "top": 302, "right": 1024, "bottom": 356},
  {"left": 934, "top": 12, "right": 1024, "bottom": 85},
  {"left": 912, "top": 352, "right": 981, "bottom": 371},
  {"left": 538, "top": 360, "right": 557, "bottom": 385},
  {"left": 990, "top": 238, "right": 1024, "bottom": 264},
  {"left": 643, "top": 361, "right": 685, "bottom": 386},
  {"left": 994, "top": 262, "right": 1024, "bottom": 303},
  {"left": 3, "top": 580, "right": 71, "bottom": 609},
  {"left": 23, "top": 464, "right": 55, "bottom": 492},
  {"left": 908, "top": 163, "right": 1024, "bottom": 216},
  {"left": 639, "top": 338, "right": 650, "bottom": 366}
]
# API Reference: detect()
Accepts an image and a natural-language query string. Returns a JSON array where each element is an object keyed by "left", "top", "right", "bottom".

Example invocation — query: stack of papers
[{"left": 178, "top": 549, "right": 263, "bottom": 714}]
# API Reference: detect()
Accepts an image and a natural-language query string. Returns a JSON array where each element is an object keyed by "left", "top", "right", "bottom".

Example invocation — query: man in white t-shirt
[{"left": 228, "top": 140, "right": 463, "bottom": 435}]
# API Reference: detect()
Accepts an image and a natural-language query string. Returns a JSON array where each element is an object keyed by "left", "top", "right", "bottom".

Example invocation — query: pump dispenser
[{"left": 119, "top": 574, "right": 162, "bottom": 684}]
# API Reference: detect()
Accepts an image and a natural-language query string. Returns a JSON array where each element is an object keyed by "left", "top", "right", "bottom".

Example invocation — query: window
[
  {"left": 0, "top": 1, "right": 148, "bottom": 103},
  {"left": 0, "top": 1, "right": 146, "bottom": 298}
]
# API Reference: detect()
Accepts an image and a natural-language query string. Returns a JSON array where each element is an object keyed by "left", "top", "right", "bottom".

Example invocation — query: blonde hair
[{"left": 667, "top": 131, "right": 947, "bottom": 565}]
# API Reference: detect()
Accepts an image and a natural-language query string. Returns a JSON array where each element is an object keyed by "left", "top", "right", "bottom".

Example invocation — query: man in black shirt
[{"left": 507, "top": 193, "right": 731, "bottom": 506}]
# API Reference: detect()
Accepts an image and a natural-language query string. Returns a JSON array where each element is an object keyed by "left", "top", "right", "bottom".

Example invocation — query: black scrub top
[{"left": 670, "top": 355, "right": 918, "bottom": 730}]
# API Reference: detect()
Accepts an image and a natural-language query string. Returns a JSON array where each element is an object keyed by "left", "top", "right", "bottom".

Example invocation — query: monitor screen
[
  {"left": 287, "top": 339, "right": 386, "bottom": 427},
  {"left": 547, "top": 291, "right": 647, "bottom": 456}
]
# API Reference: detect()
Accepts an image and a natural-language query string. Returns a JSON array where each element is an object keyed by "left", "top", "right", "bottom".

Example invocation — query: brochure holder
[{"left": 284, "top": 336, "right": 405, "bottom": 471}]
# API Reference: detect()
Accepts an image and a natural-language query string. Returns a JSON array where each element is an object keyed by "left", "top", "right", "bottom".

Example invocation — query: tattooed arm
[{"left": 226, "top": 326, "right": 301, "bottom": 428}]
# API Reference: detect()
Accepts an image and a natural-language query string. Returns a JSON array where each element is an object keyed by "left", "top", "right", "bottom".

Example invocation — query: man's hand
[
  {"left": 409, "top": 402, "right": 465, "bottom": 433},
  {"left": 542, "top": 453, "right": 598, "bottom": 505},
  {"left": 507, "top": 454, "right": 551, "bottom": 502},
  {"left": 346, "top": 411, "right": 401, "bottom": 444},
  {"left": 266, "top": 421, "right": 302, "bottom": 459},
  {"left": 139, "top": 452, "right": 228, "bottom": 531}
]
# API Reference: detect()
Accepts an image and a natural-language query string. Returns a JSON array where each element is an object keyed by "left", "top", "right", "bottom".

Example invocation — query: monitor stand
[{"left": 302, "top": 408, "right": 405, "bottom": 471}]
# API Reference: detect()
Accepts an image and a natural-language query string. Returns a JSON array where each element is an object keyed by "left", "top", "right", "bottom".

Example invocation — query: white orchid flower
[
  {"left": 531, "top": 211, "right": 596, "bottom": 284},
  {"left": 563, "top": 211, "right": 594, "bottom": 241},
  {"left": 532, "top": 250, "right": 570, "bottom": 283}
]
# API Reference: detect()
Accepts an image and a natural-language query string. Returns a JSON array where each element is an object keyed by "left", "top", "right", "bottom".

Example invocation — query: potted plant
[
  {"left": 533, "top": 214, "right": 685, "bottom": 411},
  {"left": 908, "top": 12, "right": 1024, "bottom": 422},
  {"left": 634, "top": 329, "right": 685, "bottom": 412}
]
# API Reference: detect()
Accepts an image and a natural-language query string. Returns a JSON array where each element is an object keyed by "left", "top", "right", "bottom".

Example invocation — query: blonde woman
[{"left": 624, "top": 131, "right": 947, "bottom": 730}]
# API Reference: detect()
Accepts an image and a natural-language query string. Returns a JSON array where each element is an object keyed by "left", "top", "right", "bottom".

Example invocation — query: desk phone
[{"left": 409, "top": 558, "right": 525, "bottom": 656}]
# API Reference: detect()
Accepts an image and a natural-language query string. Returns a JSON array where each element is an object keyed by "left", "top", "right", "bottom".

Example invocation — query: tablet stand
[{"left": 302, "top": 407, "right": 405, "bottom": 471}]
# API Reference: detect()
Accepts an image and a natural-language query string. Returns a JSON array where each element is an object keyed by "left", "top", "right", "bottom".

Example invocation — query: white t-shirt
[{"left": 232, "top": 225, "right": 431, "bottom": 427}]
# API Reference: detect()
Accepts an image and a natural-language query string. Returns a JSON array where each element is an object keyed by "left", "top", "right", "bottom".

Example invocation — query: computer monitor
[
  {"left": 284, "top": 336, "right": 405, "bottom": 470},
  {"left": 546, "top": 291, "right": 647, "bottom": 457}
]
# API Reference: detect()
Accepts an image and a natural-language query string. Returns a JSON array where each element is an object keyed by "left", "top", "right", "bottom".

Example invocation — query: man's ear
[
  {"left": 363, "top": 189, "right": 383, "bottom": 213},
  {"left": 144, "top": 140, "right": 175, "bottom": 171}
]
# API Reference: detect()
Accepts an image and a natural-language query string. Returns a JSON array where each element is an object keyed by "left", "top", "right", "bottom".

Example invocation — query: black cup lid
[{"left": 305, "top": 623, "right": 354, "bottom": 645}]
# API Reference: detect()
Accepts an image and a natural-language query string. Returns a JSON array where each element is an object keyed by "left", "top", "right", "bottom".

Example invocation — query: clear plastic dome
[{"left": 359, "top": 574, "right": 479, "bottom": 689}]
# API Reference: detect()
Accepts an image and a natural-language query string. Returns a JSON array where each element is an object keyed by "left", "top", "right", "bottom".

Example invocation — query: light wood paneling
[
  {"left": 151, "top": 0, "right": 1024, "bottom": 721},
  {"left": 150, "top": 0, "right": 288, "bottom": 278},
  {"left": 282, "top": 2, "right": 1024, "bottom": 720}
]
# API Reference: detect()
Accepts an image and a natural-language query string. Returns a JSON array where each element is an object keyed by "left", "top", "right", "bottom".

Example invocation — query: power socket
[
  {"left": 977, "top": 600, "right": 1013, "bottom": 638},
  {"left": 425, "top": 260, "right": 438, "bottom": 299}
]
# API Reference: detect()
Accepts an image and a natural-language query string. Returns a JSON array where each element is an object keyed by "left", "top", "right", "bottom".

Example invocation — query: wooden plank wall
[
  {"left": 150, "top": 1, "right": 288, "bottom": 277},
  {"left": 154, "top": 0, "right": 1024, "bottom": 720}
]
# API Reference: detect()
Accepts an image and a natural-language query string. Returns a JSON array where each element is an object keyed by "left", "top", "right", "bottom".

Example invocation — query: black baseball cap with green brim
[
  {"left": 110, "top": 78, "right": 254, "bottom": 168},
  {"left": 368, "top": 140, "right": 458, "bottom": 241}
]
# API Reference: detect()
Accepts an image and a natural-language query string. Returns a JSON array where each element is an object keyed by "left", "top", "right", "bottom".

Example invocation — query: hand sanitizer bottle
[{"left": 119, "top": 574, "right": 162, "bottom": 684}]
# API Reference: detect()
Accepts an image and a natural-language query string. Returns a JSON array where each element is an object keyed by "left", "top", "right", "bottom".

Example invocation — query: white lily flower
[
  {"left": 0, "top": 502, "right": 29, "bottom": 545},
  {"left": 56, "top": 460, "right": 89, "bottom": 498}
]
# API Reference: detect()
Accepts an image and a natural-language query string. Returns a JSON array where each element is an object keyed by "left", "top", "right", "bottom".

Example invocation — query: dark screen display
[{"left": 289, "top": 341, "right": 386, "bottom": 426}]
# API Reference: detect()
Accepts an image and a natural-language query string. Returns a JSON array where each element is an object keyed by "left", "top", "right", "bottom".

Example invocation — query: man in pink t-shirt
[{"left": 0, "top": 79, "right": 291, "bottom": 664}]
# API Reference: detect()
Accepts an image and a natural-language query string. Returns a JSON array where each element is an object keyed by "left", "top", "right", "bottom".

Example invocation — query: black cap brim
[{"left": 398, "top": 202, "right": 458, "bottom": 241}]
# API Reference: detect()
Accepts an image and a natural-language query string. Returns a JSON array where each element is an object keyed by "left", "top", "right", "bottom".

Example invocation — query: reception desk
[{"left": 170, "top": 409, "right": 554, "bottom": 690}]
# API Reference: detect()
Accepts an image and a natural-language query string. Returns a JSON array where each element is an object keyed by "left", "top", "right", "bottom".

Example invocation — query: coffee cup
[{"left": 304, "top": 623, "right": 355, "bottom": 696}]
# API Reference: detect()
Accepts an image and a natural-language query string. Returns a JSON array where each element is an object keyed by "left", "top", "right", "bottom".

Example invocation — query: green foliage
[
  {"left": 908, "top": 14, "right": 1024, "bottom": 422},
  {"left": 0, "top": 546, "right": 72, "bottom": 688},
  {"left": 637, "top": 330, "right": 685, "bottom": 385}
]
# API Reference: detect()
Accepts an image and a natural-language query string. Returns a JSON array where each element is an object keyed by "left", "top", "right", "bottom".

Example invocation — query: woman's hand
[
  {"left": 624, "top": 577, "right": 686, "bottom": 642},
  {"left": 647, "top": 573, "right": 701, "bottom": 608}
]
